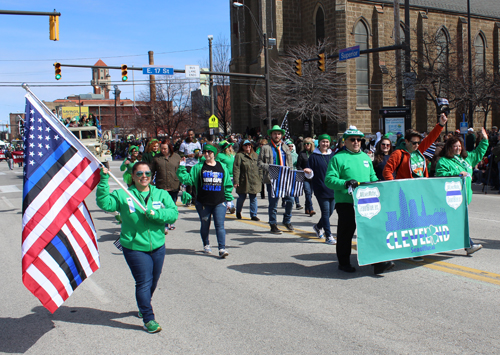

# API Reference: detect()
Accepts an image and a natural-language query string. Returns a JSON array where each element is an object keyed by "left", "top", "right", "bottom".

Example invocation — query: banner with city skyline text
[{"left": 353, "top": 177, "right": 469, "bottom": 266}]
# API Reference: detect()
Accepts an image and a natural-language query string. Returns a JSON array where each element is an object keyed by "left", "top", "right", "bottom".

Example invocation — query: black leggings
[{"left": 335, "top": 203, "right": 356, "bottom": 266}]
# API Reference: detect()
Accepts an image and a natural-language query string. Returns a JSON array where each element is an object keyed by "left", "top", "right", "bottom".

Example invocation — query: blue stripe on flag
[{"left": 51, "top": 235, "right": 83, "bottom": 287}]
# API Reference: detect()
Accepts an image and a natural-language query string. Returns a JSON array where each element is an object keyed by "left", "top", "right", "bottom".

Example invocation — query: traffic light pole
[{"left": 264, "top": 33, "right": 272, "bottom": 131}]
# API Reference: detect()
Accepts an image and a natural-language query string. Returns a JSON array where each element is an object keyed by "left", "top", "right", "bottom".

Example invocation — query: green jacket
[
  {"left": 142, "top": 151, "right": 160, "bottom": 164},
  {"left": 324, "top": 149, "right": 378, "bottom": 203},
  {"left": 233, "top": 151, "right": 262, "bottom": 194},
  {"left": 216, "top": 152, "right": 235, "bottom": 178},
  {"left": 96, "top": 171, "right": 178, "bottom": 252},
  {"left": 176, "top": 161, "right": 234, "bottom": 201},
  {"left": 435, "top": 138, "right": 488, "bottom": 205}
]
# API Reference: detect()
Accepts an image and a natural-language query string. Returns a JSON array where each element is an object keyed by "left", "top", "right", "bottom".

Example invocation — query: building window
[
  {"left": 474, "top": 34, "right": 485, "bottom": 74},
  {"left": 354, "top": 21, "right": 369, "bottom": 107},
  {"left": 436, "top": 28, "right": 449, "bottom": 70},
  {"left": 315, "top": 7, "right": 325, "bottom": 44}
]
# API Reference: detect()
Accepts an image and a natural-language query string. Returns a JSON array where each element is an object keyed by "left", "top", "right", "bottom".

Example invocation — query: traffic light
[
  {"left": 49, "top": 15, "right": 59, "bottom": 41},
  {"left": 318, "top": 53, "right": 326, "bottom": 72},
  {"left": 294, "top": 59, "right": 302, "bottom": 76},
  {"left": 121, "top": 64, "right": 128, "bottom": 81},
  {"left": 54, "top": 62, "right": 61, "bottom": 80}
]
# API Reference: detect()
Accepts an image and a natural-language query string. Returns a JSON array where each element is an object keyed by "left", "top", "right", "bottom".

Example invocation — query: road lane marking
[
  {"left": 83, "top": 278, "right": 111, "bottom": 304},
  {"left": 2, "top": 196, "right": 15, "bottom": 209},
  {"left": 0, "top": 185, "right": 21, "bottom": 193}
]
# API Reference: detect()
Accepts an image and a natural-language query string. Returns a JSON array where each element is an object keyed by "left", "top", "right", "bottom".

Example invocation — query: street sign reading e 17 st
[
  {"left": 339, "top": 45, "right": 360, "bottom": 61},
  {"left": 142, "top": 66, "right": 174, "bottom": 75}
]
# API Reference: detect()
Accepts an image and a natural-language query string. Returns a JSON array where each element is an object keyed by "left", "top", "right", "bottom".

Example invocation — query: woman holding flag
[{"left": 97, "top": 162, "right": 178, "bottom": 333}]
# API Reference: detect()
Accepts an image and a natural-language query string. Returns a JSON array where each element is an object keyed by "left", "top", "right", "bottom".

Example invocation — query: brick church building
[{"left": 230, "top": 0, "right": 500, "bottom": 136}]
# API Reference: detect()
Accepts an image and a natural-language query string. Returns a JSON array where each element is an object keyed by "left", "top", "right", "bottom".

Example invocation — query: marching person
[
  {"left": 373, "top": 136, "right": 393, "bottom": 180},
  {"left": 297, "top": 137, "right": 316, "bottom": 216},
  {"left": 178, "top": 129, "right": 202, "bottom": 206},
  {"left": 177, "top": 143, "right": 234, "bottom": 258},
  {"left": 304, "top": 134, "right": 336, "bottom": 245},
  {"left": 233, "top": 139, "right": 262, "bottom": 221},
  {"left": 96, "top": 162, "right": 178, "bottom": 333},
  {"left": 121, "top": 145, "right": 140, "bottom": 187},
  {"left": 217, "top": 140, "right": 236, "bottom": 214},
  {"left": 141, "top": 139, "right": 160, "bottom": 164},
  {"left": 435, "top": 126, "right": 489, "bottom": 255},
  {"left": 325, "top": 126, "right": 393, "bottom": 274},
  {"left": 258, "top": 125, "right": 294, "bottom": 234}
]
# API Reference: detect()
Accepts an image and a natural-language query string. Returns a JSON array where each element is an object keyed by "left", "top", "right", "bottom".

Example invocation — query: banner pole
[{"left": 21, "top": 83, "right": 147, "bottom": 212}]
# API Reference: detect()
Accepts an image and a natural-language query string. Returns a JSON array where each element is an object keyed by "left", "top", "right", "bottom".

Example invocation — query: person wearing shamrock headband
[
  {"left": 257, "top": 125, "right": 294, "bottom": 234},
  {"left": 325, "top": 126, "right": 394, "bottom": 275},
  {"left": 121, "top": 145, "right": 140, "bottom": 186},
  {"left": 435, "top": 126, "right": 489, "bottom": 255}
]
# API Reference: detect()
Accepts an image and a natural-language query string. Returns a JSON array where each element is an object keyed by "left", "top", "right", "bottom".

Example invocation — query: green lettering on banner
[{"left": 353, "top": 177, "right": 469, "bottom": 266}]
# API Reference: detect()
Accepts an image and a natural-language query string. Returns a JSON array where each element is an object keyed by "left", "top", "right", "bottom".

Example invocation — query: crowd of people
[{"left": 92, "top": 119, "right": 500, "bottom": 333}]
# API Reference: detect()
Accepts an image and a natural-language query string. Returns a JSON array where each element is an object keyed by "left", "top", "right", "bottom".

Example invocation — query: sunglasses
[
  {"left": 135, "top": 171, "right": 152, "bottom": 177},
  {"left": 381, "top": 143, "right": 391, "bottom": 147},
  {"left": 202, "top": 150, "right": 214, "bottom": 154},
  {"left": 304, "top": 143, "right": 311, "bottom": 145},
  {"left": 349, "top": 138, "right": 362, "bottom": 142},
  {"left": 410, "top": 141, "right": 421, "bottom": 145}
]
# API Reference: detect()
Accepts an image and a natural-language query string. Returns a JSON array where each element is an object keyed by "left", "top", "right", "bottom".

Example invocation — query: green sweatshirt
[
  {"left": 216, "top": 152, "right": 235, "bottom": 178},
  {"left": 324, "top": 149, "right": 378, "bottom": 203},
  {"left": 177, "top": 161, "right": 234, "bottom": 201},
  {"left": 435, "top": 138, "right": 488, "bottom": 205},
  {"left": 96, "top": 171, "right": 178, "bottom": 251}
]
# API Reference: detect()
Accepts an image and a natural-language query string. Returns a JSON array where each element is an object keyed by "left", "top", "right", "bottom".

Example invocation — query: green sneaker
[
  {"left": 138, "top": 311, "right": 143, "bottom": 318},
  {"left": 143, "top": 320, "right": 161, "bottom": 333}
]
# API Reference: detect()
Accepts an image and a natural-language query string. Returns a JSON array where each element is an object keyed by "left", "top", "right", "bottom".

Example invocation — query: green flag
[{"left": 353, "top": 177, "right": 469, "bottom": 266}]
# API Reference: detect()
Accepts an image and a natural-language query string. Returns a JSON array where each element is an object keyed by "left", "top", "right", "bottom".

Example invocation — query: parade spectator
[
  {"left": 373, "top": 137, "right": 393, "bottom": 180},
  {"left": 96, "top": 163, "right": 178, "bottom": 333},
  {"left": 258, "top": 125, "right": 294, "bottom": 234},
  {"left": 217, "top": 140, "right": 236, "bottom": 214},
  {"left": 142, "top": 139, "right": 160, "bottom": 164},
  {"left": 5, "top": 148, "right": 13, "bottom": 170},
  {"left": 435, "top": 127, "right": 489, "bottom": 254},
  {"left": 151, "top": 139, "right": 182, "bottom": 231},
  {"left": 177, "top": 143, "right": 234, "bottom": 257},
  {"left": 466, "top": 128, "right": 476, "bottom": 151},
  {"left": 286, "top": 139, "right": 303, "bottom": 210},
  {"left": 295, "top": 136, "right": 304, "bottom": 154},
  {"left": 303, "top": 134, "right": 336, "bottom": 245},
  {"left": 233, "top": 139, "right": 261, "bottom": 221},
  {"left": 121, "top": 146, "right": 140, "bottom": 186},
  {"left": 325, "top": 126, "right": 393, "bottom": 274},
  {"left": 178, "top": 130, "right": 202, "bottom": 206},
  {"left": 297, "top": 137, "right": 315, "bottom": 216}
]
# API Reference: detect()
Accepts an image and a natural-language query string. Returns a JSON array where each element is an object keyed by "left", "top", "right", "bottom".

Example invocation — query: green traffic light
[
  {"left": 55, "top": 74, "right": 61, "bottom": 80},
  {"left": 122, "top": 76, "right": 128, "bottom": 82}
]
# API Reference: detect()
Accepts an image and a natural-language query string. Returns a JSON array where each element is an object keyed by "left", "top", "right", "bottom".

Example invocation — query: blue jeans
[
  {"left": 316, "top": 196, "right": 336, "bottom": 237},
  {"left": 303, "top": 180, "right": 313, "bottom": 211},
  {"left": 122, "top": 244, "right": 166, "bottom": 324},
  {"left": 267, "top": 184, "right": 293, "bottom": 225},
  {"left": 236, "top": 193, "right": 258, "bottom": 217},
  {"left": 195, "top": 201, "right": 227, "bottom": 249}
]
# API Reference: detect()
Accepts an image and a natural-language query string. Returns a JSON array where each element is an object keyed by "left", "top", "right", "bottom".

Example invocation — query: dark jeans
[
  {"left": 185, "top": 166, "right": 196, "bottom": 203},
  {"left": 195, "top": 201, "right": 227, "bottom": 250},
  {"left": 303, "top": 180, "right": 313, "bottom": 211},
  {"left": 122, "top": 244, "right": 166, "bottom": 324},
  {"left": 316, "top": 196, "right": 335, "bottom": 237},
  {"left": 335, "top": 203, "right": 356, "bottom": 266},
  {"left": 236, "top": 193, "right": 258, "bottom": 217},
  {"left": 267, "top": 184, "right": 293, "bottom": 225},
  {"left": 168, "top": 190, "right": 179, "bottom": 203}
]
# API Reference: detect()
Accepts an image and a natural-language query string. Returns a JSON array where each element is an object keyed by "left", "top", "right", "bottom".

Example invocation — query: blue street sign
[
  {"left": 142, "top": 66, "right": 174, "bottom": 75},
  {"left": 339, "top": 45, "right": 360, "bottom": 61}
]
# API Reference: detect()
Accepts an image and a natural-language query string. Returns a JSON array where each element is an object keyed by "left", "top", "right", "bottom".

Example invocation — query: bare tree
[
  {"left": 252, "top": 39, "right": 347, "bottom": 135},
  {"left": 138, "top": 78, "right": 202, "bottom": 138}
]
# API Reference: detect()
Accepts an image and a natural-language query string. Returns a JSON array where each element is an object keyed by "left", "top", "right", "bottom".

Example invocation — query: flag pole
[{"left": 21, "top": 83, "right": 147, "bottom": 212}]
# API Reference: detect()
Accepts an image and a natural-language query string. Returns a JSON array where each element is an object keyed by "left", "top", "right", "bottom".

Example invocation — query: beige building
[{"left": 230, "top": 0, "right": 500, "bottom": 136}]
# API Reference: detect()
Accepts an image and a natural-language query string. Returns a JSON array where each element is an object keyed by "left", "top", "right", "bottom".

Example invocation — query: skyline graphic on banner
[{"left": 385, "top": 188, "right": 448, "bottom": 232}]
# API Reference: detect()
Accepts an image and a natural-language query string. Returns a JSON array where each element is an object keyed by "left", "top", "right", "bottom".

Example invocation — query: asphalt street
[{"left": 1, "top": 159, "right": 499, "bottom": 354}]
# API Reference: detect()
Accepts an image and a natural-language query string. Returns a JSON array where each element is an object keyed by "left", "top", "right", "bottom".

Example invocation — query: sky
[{"left": 0, "top": 0, "right": 230, "bottom": 131}]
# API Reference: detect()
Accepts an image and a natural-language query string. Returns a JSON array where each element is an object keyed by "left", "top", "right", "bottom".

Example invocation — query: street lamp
[{"left": 232, "top": 1, "right": 272, "bottom": 131}]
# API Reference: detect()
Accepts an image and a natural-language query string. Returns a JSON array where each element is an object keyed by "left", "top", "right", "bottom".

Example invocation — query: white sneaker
[
  {"left": 466, "top": 244, "right": 482, "bottom": 255},
  {"left": 203, "top": 245, "right": 212, "bottom": 254},
  {"left": 312, "top": 224, "right": 324, "bottom": 239},
  {"left": 325, "top": 236, "right": 337, "bottom": 245},
  {"left": 219, "top": 249, "right": 229, "bottom": 258}
]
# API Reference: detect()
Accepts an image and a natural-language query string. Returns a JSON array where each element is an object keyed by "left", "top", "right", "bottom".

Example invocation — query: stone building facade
[{"left": 230, "top": 0, "right": 500, "bottom": 136}]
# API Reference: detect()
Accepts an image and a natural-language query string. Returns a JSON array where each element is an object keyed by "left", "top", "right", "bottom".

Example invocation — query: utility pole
[
  {"left": 404, "top": 0, "right": 412, "bottom": 131},
  {"left": 467, "top": 0, "right": 474, "bottom": 127},
  {"left": 208, "top": 35, "right": 215, "bottom": 117},
  {"left": 394, "top": 0, "right": 402, "bottom": 106},
  {"left": 148, "top": 51, "right": 156, "bottom": 102},
  {"left": 114, "top": 85, "right": 121, "bottom": 140}
]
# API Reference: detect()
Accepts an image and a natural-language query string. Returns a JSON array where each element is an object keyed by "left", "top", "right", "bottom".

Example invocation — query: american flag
[
  {"left": 22, "top": 93, "right": 101, "bottom": 313},
  {"left": 280, "top": 111, "right": 290, "bottom": 141},
  {"left": 268, "top": 164, "right": 304, "bottom": 198}
]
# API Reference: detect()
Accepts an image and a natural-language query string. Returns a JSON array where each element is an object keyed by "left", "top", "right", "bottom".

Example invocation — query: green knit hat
[
  {"left": 202, "top": 144, "right": 218, "bottom": 155},
  {"left": 128, "top": 145, "right": 139, "bottom": 154},
  {"left": 267, "top": 125, "right": 286, "bottom": 136},
  {"left": 317, "top": 133, "right": 331, "bottom": 142},
  {"left": 343, "top": 126, "right": 364, "bottom": 139}
]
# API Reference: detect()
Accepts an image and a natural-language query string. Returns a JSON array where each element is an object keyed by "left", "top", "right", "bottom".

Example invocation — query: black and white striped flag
[
  {"left": 269, "top": 164, "right": 304, "bottom": 198},
  {"left": 280, "top": 111, "right": 290, "bottom": 141}
]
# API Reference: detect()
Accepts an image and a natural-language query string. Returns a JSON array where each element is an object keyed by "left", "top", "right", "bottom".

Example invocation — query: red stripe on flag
[
  {"left": 65, "top": 216, "right": 99, "bottom": 274},
  {"left": 32, "top": 257, "right": 70, "bottom": 301},
  {"left": 75, "top": 202, "right": 99, "bottom": 251},
  {"left": 22, "top": 270, "right": 60, "bottom": 314}
]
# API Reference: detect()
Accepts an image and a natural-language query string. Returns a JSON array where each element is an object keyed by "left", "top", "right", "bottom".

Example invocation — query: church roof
[
  {"left": 93, "top": 59, "right": 107, "bottom": 67},
  {"left": 363, "top": 0, "right": 500, "bottom": 20}
]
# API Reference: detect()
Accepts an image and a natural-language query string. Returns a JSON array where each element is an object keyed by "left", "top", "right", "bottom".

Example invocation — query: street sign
[
  {"left": 185, "top": 65, "right": 200, "bottom": 78},
  {"left": 208, "top": 114, "right": 219, "bottom": 128},
  {"left": 142, "top": 66, "right": 174, "bottom": 75},
  {"left": 339, "top": 45, "right": 360, "bottom": 61},
  {"left": 460, "top": 122, "right": 468, "bottom": 134}
]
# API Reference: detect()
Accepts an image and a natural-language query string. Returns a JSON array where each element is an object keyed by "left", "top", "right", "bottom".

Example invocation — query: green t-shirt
[{"left": 409, "top": 150, "right": 425, "bottom": 178}]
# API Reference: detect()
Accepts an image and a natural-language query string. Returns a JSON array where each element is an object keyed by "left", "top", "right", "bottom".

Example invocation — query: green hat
[
  {"left": 129, "top": 145, "right": 139, "bottom": 154},
  {"left": 343, "top": 126, "right": 364, "bottom": 139},
  {"left": 203, "top": 144, "right": 218, "bottom": 154},
  {"left": 267, "top": 125, "right": 286, "bottom": 137},
  {"left": 219, "top": 140, "right": 234, "bottom": 151},
  {"left": 318, "top": 133, "right": 331, "bottom": 142}
]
